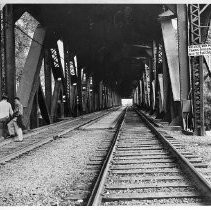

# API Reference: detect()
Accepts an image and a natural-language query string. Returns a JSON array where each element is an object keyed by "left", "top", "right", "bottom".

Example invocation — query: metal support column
[
  {"left": 77, "top": 68, "right": 83, "bottom": 115},
  {"left": 0, "top": 7, "right": 3, "bottom": 99},
  {"left": 30, "top": 92, "right": 39, "bottom": 129},
  {"left": 152, "top": 40, "right": 157, "bottom": 112},
  {"left": 177, "top": 4, "right": 190, "bottom": 129},
  {"left": 189, "top": 4, "right": 205, "bottom": 135},
  {"left": 3, "top": 5, "right": 16, "bottom": 105},
  {"left": 44, "top": 49, "right": 52, "bottom": 114},
  {"left": 162, "top": 42, "right": 171, "bottom": 122},
  {"left": 63, "top": 40, "right": 71, "bottom": 116}
]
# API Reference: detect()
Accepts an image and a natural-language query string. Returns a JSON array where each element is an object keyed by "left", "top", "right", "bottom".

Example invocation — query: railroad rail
[
  {"left": 85, "top": 106, "right": 211, "bottom": 205},
  {"left": 0, "top": 107, "right": 120, "bottom": 165}
]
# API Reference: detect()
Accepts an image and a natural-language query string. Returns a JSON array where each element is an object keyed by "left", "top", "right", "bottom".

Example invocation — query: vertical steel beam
[
  {"left": 162, "top": 43, "right": 171, "bottom": 121},
  {"left": 177, "top": 5, "right": 191, "bottom": 130},
  {"left": 152, "top": 41, "right": 157, "bottom": 111},
  {"left": 4, "top": 5, "right": 15, "bottom": 105},
  {"left": 38, "top": 80, "right": 50, "bottom": 125},
  {"left": 69, "top": 54, "right": 76, "bottom": 116},
  {"left": 177, "top": 4, "right": 190, "bottom": 100},
  {"left": 77, "top": 68, "right": 83, "bottom": 115},
  {"left": 0, "top": 7, "right": 3, "bottom": 99},
  {"left": 50, "top": 79, "right": 62, "bottom": 121},
  {"left": 189, "top": 4, "right": 205, "bottom": 136},
  {"left": 148, "top": 59, "right": 154, "bottom": 113},
  {"left": 30, "top": 92, "right": 38, "bottom": 129},
  {"left": 44, "top": 49, "right": 52, "bottom": 113},
  {"left": 99, "top": 81, "right": 103, "bottom": 110},
  {"left": 63, "top": 39, "right": 71, "bottom": 116}
]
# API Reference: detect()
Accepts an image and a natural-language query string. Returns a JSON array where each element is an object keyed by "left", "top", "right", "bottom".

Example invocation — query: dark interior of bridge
[{"left": 13, "top": 4, "right": 163, "bottom": 98}]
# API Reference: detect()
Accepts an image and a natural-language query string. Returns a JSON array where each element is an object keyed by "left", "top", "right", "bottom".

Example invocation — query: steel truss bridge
[{"left": 0, "top": 4, "right": 211, "bottom": 135}]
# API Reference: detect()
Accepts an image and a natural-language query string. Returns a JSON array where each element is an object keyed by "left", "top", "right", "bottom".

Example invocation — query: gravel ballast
[
  {"left": 163, "top": 130, "right": 211, "bottom": 176},
  {"left": 0, "top": 129, "right": 114, "bottom": 206}
]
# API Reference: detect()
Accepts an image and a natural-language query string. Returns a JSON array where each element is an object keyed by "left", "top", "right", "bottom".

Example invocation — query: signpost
[{"left": 188, "top": 44, "right": 211, "bottom": 56}]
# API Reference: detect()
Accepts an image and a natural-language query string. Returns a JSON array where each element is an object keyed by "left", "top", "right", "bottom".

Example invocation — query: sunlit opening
[{"left": 121, "top": 99, "right": 133, "bottom": 106}]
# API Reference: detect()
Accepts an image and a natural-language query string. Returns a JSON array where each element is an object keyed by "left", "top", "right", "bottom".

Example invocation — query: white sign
[{"left": 188, "top": 44, "right": 211, "bottom": 56}]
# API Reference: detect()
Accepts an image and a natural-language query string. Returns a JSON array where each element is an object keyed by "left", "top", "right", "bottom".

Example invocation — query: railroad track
[
  {"left": 85, "top": 107, "right": 211, "bottom": 206},
  {"left": 0, "top": 107, "right": 120, "bottom": 165}
]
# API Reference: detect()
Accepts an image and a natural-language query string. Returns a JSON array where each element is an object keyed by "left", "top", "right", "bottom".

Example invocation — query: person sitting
[
  {"left": 0, "top": 94, "right": 13, "bottom": 139},
  {"left": 7, "top": 97, "right": 24, "bottom": 142}
]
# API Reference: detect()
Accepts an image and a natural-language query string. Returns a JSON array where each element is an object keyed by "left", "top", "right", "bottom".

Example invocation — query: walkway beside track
[
  {"left": 0, "top": 108, "right": 120, "bottom": 164},
  {"left": 0, "top": 107, "right": 124, "bottom": 206}
]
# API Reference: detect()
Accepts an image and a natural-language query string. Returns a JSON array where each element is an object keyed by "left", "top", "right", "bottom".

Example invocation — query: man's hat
[{"left": 14, "top": 96, "right": 20, "bottom": 100}]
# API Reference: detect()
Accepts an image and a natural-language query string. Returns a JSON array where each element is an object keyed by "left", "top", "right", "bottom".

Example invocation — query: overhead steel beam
[
  {"left": 165, "top": 4, "right": 177, "bottom": 14},
  {"left": 132, "top": 44, "right": 151, "bottom": 49}
]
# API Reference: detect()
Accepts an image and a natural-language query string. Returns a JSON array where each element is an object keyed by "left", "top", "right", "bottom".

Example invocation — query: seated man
[
  {"left": 0, "top": 94, "right": 13, "bottom": 139},
  {"left": 7, "top": 97, "right": 24, "bottom": 141}
]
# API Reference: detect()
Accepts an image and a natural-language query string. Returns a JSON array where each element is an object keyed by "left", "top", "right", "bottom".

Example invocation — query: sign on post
[{"left": 188, "top": 44, "right": 211, "bottom": 56}]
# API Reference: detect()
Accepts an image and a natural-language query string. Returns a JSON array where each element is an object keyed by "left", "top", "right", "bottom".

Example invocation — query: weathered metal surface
[
  {"left": 17, "top": 25, "right": 45, "bottom": 127},
  {"left": 158, "top": 73, "right": 164, "bottom": 112},
  {"left": 160, "top": 15, "right": 180, "bottom": 101},
  {"left": 30, "top": 92, "right": 38, "bottom": 129},
  {"left": 189, "top": 4, "right": 205, "bottom": 136},
  {"left": 162, "top": 44, "right": 169, "bottom": 114},
  {"left": 177, "top": 5, "right": 190, "bottom": 101},
  {"left": 38, "top": 81, "right": 51, "bottom": 124},
  {"left": 50, "top": 79, "right": 63, "bottom": 121},
  {"left": 44, "top": 49, "right": 52, "bottom": 113},
  {"left": 165, "top": 4, "right": 177, "bottom": 14},
  {"left": 0, "top": 8, "right": 3, "bottom": 98},
  {"left": 50, "top": 45, "right": 66, "bottom": 93},
  {"left": 4, "top": 5, "right": 16, "bottom": 105}
]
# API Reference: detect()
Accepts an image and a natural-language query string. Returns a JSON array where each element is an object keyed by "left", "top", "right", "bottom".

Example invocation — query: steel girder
[
  {"left": 0, "top": 7, "right": 3, "bottom": 99},
  {"left": 189, "top": 4, "right": 208, "bottom": 136},
  {"left": 50, "top": 79, "right": 63, "bottom": 121},
  {"left": 17, "top": 24, "right": 46, "bottom": 127},
  {"left": 44, "top": 49, "right": 52, "bottom": 114},
  {"left": 3, "top": 5, "right": 16, "bottom": 105},
  {"left": 160, "top": 13, "right": 180, "bottom": 102}
]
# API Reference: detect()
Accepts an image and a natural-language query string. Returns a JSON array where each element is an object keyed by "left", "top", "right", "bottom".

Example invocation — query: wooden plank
[
  {"left": 105, "top": 182, "right": 190, "bottom": 190},
  {"left": 111, "top": 175, "right": 186, "bottom": 182},
  {"left": 115, "top": 153, "right": 168, "bottom": 157},
  {"left": 114, "top": 155, "right": 170, "bottom": 160},
  {"left": 111, "top": 168, "right": 181, "bottom": 174},
  {"left": 116, "top": 147, "right": 163, "bottom": 151},
  {"left": 103, "top": 191, "right": 200, "bottom": 201},
  {"left": 113, "top": 159, "right": 174, "bottom": 164},
  {"left": 112, "top": 164, "right": 177, "bottom": 170}
]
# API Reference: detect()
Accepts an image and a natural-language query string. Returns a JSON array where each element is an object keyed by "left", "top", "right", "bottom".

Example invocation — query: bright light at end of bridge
[{"left": 121, "top": 99, "right": 133, "bottom": 106}]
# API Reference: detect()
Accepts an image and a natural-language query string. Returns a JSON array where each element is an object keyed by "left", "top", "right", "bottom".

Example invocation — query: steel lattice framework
[{"left": 189, "top": 4, "right": 209, "bottom": 135}]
